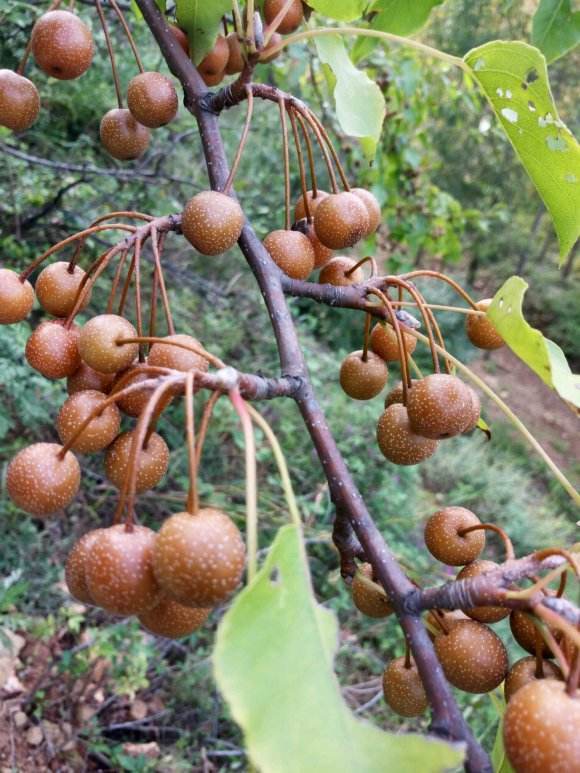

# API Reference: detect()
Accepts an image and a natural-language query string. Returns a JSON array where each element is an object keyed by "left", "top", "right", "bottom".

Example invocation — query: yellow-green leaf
[
  {"left": 213, "top": 523, "right": 464, "bottom": 773},
  {"left": 464, "top": 41, "right": 580, "bottom": 260},
  {"left": 307, "top": 0, "right": 367, "bottom": 22}
]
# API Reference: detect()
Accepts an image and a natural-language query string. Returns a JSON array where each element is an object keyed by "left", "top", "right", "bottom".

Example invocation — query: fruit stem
[
  {"left": 195, "top": 390, "right": 222, "bottom": 470},
  {"left": 391, "top": 300, "right": 486, "bottom": 316},
  {"left": 150, "top": 226, "right": 175, "bottom": 335},
  {"left": 245, "top": 0, "right": 255, "bottom": 47},
  {"left": 262, "top": 0, "right": 296, "bottom": 45},
  {"left": 108, "top": 0, "right": 145, "bottom": 73},
  {"left": 400, "top": 270, "right": 479, "bottom": 311},
  {"left": 68, "top": 211, "right": 152, "bottom": 272},
  {"left": 229, "top": 388, "right": 259, "bottom": 582},
  {"left": 134, "top": 237, "right": 144, "bottom": 359},
  {"left": 148, "top": 263, "right": 158, "bottom": 341},
  {"left": 96, "top": 0, "right": 124, "bottom": 109},
  {"left": 386, "top": 277, "right": 441, "bottom": 373},
  {"left": 534, "top": 547, "right": 580, "bottom": 578},
  {"left": 404, "top": 639, "right": 412, "bottom": 669},
  {"left": 106, "top": 248, "right": 129, "bottom": 314},
  {"left": 294, "top": 110, "right": 319, "bottom": 203},
  {"left": 288, "top": 107, "right": 310, "bottom": 222},
  {"left": 116, "top": 336, "right": 224, "bottom": 369},
  {"left": 430, "top": 609, "right": 450, "bottom": 635},
  {"left": 278, "top": 95, "right": 292, "bottom": 231},
  {"left": 366, "top": 287, "right": 411, "bottom": 399},
  {"left": 533, "top": 604, "right": 580, "bottom": 655},
  {"left": 185, "top": 373, "right": 199, "bottom": 515},
  {"left": 534, "top": 631, "right": 545, "bottom": 679},
  {"left": 458, "top": 523, "right": 515, "bottom": 561},
  {"left": 224, "top": 85, "right": 254, "bottom": 195},
  {"left": 298, "top": 107, "right": 338, "bottom": 194},
  {"left": 407, "top": 329, "right": 580, "bottom": 507},
  {"left": 506, "top": 564, "right": 569, "bottom": 601},
  {"left": 361, "top": 312, "right": 371, "bottom": 362},
  {"left": 65, "top": 245, "right": 122, "bottom": 327},
  {"left": 345, "top": 255, "right": 377, "bottom": 278},
  {"left": 246, "top": 404, "right": 301, "bottom": 528},
  {"left": 307, "top": 109, "right": 350, "bottom": 192},
  {"left": 232, "top": 0, "right": 244, "bottom": 38}
]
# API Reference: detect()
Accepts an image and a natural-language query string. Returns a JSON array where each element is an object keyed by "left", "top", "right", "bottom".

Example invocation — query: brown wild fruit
[
  {"left": 462, "top": 387, "right": 481, "bottom": 433},
  {"left": 79, "top": 314, "right": 138, "bottom": 374},
  {"left": 105, "top": 430, "right": 169, "bottom": 494},
  {"left": 339, "top": 350, "right": 388, "bottom": 400},
  {"left": 139, "top": 597, "right": 210, "bottom": 639},
  {"left": 376, "top": 404, "right": 438, "bottom": 465},
  {"left": 434, "top": 619, "right": 509, "bottom": 693},
  {"left": 0, "top": 70, "right": 40, "bottom": 132},
  {"left": 112, "top": 362, "right": 155, "bottom": 417},
  {"left": 406, "top": 373, "right": 472, "bottom": 439},
  {"left": 384, "top": 380, "right": 418, "bottom": 408},
  {"left": 57, "top": 389, "right": 121, "bottom": 454},
  {"left": 181, "top": 191, "right": 244, "bottom": 255},
  {"left": 67, "top": 363, "right": 115, "bottom": 395},
  {"left": 382, "top": 657, "right": 428, "bottom": 717},
  {"left": 294, "top": 189, "right": 328, "bottom": 221},
  {"left": 466, "top": 299, "right": 504, "bottom": 350},
  {"left": 296, "top": 220, "right": 333, "bottom": 268},
  {"left": 319, "top": 256, "right": 363, "bottom": 286},
  {"left": 148, "top": 333, "right": 209, "bottom": 374},
  {"left": 503, "top": 680, "right": 580, "bottom": 773},
  {"left": 504, "top": 656, "right": 562, "bottom": 703},
  {"left": 197, "top": 36, "right": 229, "bottom": 85},
  {"left": 457, "top": 560, "right": 509, "bottom": 623},
  {"left": 351, "top": 188, "right": 381, "bottom": 235},
  {"left": 7, "top": 442, "right": 80, "bottom": 516},
  {"left": 263, "top": 0, "right": 304, "bottom": 34},
  {"left": 26, "top": 320, "right": 81, "bottom": 379},
  {"left": 153, "top": 508, "right": 245, "bottom": 607},
  {"left": 510, "top": 610, "right": 556, "bottom": 658},
  {"left": 35, "top": 261, "right": 90, "bottom": 317},
  {"left": 313, "top": 192, "right": 369, "bottom": 249},
  {"left": 259, "top": 33, "right": 283, "bottom": 63},
  {"left": 127, "top": 71, "right": 178, "bottom": 128},
  {"left": 370, "top": 322, "right": 417, "bottom": 362},
  {"left": 424, "top": 506, "right": 485, "bottom": 566},
  {"left": 0, "top": 268, "right": 34, "bottom": 324},
  {"left": 263, "top": 229, "right": 315, "bottom": 280},
  {"left": 65, "top": 529, "right": 105, "bottom": 604},
  {"left": 225, "top": 34, "right": 245, "bottom": 74},
  {"left": 32, "top": 10, "right": 94, "bottom": 80},
  {"left": 351, "top": 564, "right": 393, "bottom": 618},
  {"left": 100, "top": 108, "right": 150, "bottom": 160},
  {"left": 169, "top": 25, "right": 189, "bottom": 56}
]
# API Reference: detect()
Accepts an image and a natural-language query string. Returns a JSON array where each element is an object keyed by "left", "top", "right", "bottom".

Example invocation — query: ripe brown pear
[
  {"left": 466, "top": 299, "right": 504, "bottom": 350},
  {"left": 26, "top": 320, "right": 81, "bottom": 379},
  {"left": 351, "top": 564, "right": 393, "bottom": 618},
  {"left": 457, "top": 560, "right": 509, "bottom": 623},
  {"left": 100, "top": 108, "right": 150, "bottom": 160},
  {"left": 170, "top": 25, "right": 189, "bottom": 56},
  {"left": 65, "top": 529, "right": 105, "bottom": 604},
  {"left": 294, "top": 189, "right": 328, "bottom": 221},
  {"left": 147, "top": 333, "right": 209, "bottom": 373},
  {"left": 225, "top": 34, "right": 245, "bottom": 74},
  {"left": 462, "top": 386, "right": 481, "bottom": 433},
  {"left": 197, "top": 36, "right": 229, "bottom": 86},
  {"left": 35, "top": 261, "right": 90, "bottom": 317},
  {"left": 0, "top": 268, "right": 34, "bottom": 323},
  {"left": 67, "top": 363, "right": 115, "bottom": 395},
  {"left": 382, "top": 657, "right": 428, "bottom": 717},
  {"left": 384, "top": 380, "right": 417, "bottom": 408},
  {"left": 319, "top": 256, "right": 363, "bottom": 286},
  {"left": 376, "top": 404, "right": 438, "bottom": 465},
  {"left": 263, "top": 0, "right": 304, "bottom": 34},
  {"left": 504, "top": 656, "right": 562, "bottom": 702},
  {"left": 351, "top": 188, "right": 381, "bottom": 235},
  {"left": 138, "top": 597, "right": 210, "bottom": 639},
  {"left": 313, "top": 192, "right": 369, "bottom": 249},
  {"left": 57, "top": 389, "right": 121, "bottom": 454},
  {"left": 78, "top": 314, "right": 138, "bottom": 374},
  {"left": 181, "top": 191, "right": 244, "bottom": 255},
  {"left": 7, "top": 442, "right": 80, "bottom": 516},
  {"left": 0, "top": 70, "right": 40, "bottom": 132},
  {"left": 370, "top": 322, "right": 417, "bottom": 362},
  {"left": 296, "top": 220, "right": 333, "bottom": 268},
  {"left": 263, "top": 229, "right": 314, "bottom": 280},
  {"left": 112, "top": 362, "right": 155, "bottom": 416},
  {"left": 424, "top": 506, "right": 485, "bottom": 566},
  {"left": 339, "top": 350, "right": 388, "bottom": 400},
  {"left": 31, "top": 10, "right": 94, "bottom": 80},
  {"left": 510, "top": 610, "right": 556, "bottom": 658},
  {"left": 127, "top": 71, "right": 178, "bottom": 128},
  {"left": 104, "top": 430, "right": 169, "bottom": 494},
  {"left": 406, "top": 374, "right": 472, "bottom": 439}
]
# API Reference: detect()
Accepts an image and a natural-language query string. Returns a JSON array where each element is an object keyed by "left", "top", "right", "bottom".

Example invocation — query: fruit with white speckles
[
  {"left": 510, "top": 610, "right": 557, "bottom": 658},
  {"left": 434, "top": 619, "right": 508, "bottom": 693},
  {"left": 0, "top": 70, "right": 40, "bottom": 132},
  {"left": 104, "top": 430, "right": 169, "bottom": 493},
  {"left": 85, "top": 524, "right": 161, "bottom": 615},
  {"left": 264, "top": 0, "right": 304, "bottom": 33},
  {"left": 466, "top": 299, "right": 504, "bottom": 350},
  {"left": 263, "top": 229, "right": 315, "bottom": 280},
  {"left": 0, "top": 268, "right": 34, "bottom": 323},
  {"left": 25, "top": 320, "right": 81, "bottom": 379},
  {"left": 382, "top": 657, "right": 427, "bottom": 717},
  {"left": 351, "top": 188, "right": 381, "bottom": 235},
  {"left": 197, "top": 36, "right": 229, "bottom": 87},
  {"left": 65, "top": 529, "right": 105, "bottom": 604},
  {"left": 461, "top": 386, "right": 481, "bottom": 433},
  {"left": 147, "top": 334, "right": 209, "bottom": 374},
  {"left": 7, "top": 442, "right": 80, "bottom": 516},
  {"left": 406, "top": 374, "right": 472, "bottom": 439},
  {"left": 296, "top": 220, "right": 333, "bottom": 268},
  {"left": 153, "top": 508, "right": 245, "bottom": 607},
  {"left": 67, "top": 362, "right": 115, "bottom": 395},
  {"left": 351, "top": 563, "right": 393, "bottom": 618},
  {"left": 503, "top": 680, "right": 580, "bottom": 772},
  {"left": 339, "top": 350, "right": 388, "bottom": 400},
  {"left": 457, "top": 560, "right": 509, "bottom": 623},
  {"left": 181, "top": 191, "right": 244, "bottom": 256},
  {"left": 225, "top": 33, "right": 245, "bottom": 75},
  {"left": 318, "top": 256, "right": 363, "bottom": 286},
  {"left": 138, "top": 596, "right": 210, "bottom": 638},
  {"left": 127, "top": 71, "right": 178, "bottom": 128},
  {"left": 111, "top": 362, "right": 155, "bottom": 416},
  {"left": 100, "top": 108, "right": 150, "bottom": 160},
  {"left": 370, "top": 322, "right": 417, "bottom": 362},
  {"left": 31, "top": 10, "right": 94, "bottom": 80},
  {"left": 384, "top": 380, "right": 417, "bottom": 408},
  {"left": 294, "top": 189, "right": 328, "bottom": 222},
  {"left": 313, "top": 192, "right": 369, "bottom": 249},
  {"left": 376, "top": 403, "right": 438, "bottom": 465},
  {"left": 424, "top": 506, "right": 485, "bottom": 566},
  {"left": 57, "top": 389, "right": 120, "bottom": 453},
  {"left": 35, "top": 261, "right": 91, "bottom": 317},
  {"left": 504, "top": 656, "right": 562, "bottom": 702},
  {"left": 79, "top": 314, "right": 139, "bottom": 374}
]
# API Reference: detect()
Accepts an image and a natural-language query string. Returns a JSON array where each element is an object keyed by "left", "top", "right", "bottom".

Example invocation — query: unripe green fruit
[
  {"left": 339, "top": 350, "right": 388, "bottom": 400},
  {"left": 504, "top": 656, "right": 562, "bottom": 703},
  {"left": 26, "top": 320, "right": 81, "bottom": 379},
  {"left": 406, "top": 373, "right": 472, "bottom": 440},
  {"left": 370, "top": 322, "right": 417, "bottom": 362},
  {"left": 319, "top": 256, "right": 363, "bottom": 286},
  {"left": 127, "top": 71, "right": 178, "bottom": 128},
  {"left": 181, "top": 191, "right": 244, "bottom": 256},
  {"left": 197, "top": 36, "right": 229, "bottom": 84},
  {"left": 457, "top": 560, "right": 509, "bottom": 623},
  {"left": 7, "top": 442, "right": 80, "bottom": 516},
  {"left": 434, "top": 619, "right": 509, "bottom": 693},
  {"left": 466, "top": 299, "right": 504, "bottom": 350},
  {"left": 351, "top": 188, "right": 381, "bottom": 235},
  {"left": 67, "top": 363, "right": 115, "bottom": 395},
  {"left": 35, "top": 261, "right": 90, "bottom": 317},
  {"left": 65, "top": 529, "right": 105, "bottom": 604},
  {"left": 510, "top": 610, "right": 556, "bottom": 658},
  {"left": 376, "top": 404, "right": 438, "bottom": 465},
  {"left": 0, "top": 70, "right": 40, "bottom": 132},
  {"left": 100, "top": 108, "right": 150, "bottom": 160},
  {"left": 79, "top": 314, "right": 138, "bottom": 374},
  {"left": 263, "top": 229, "right": 315, "bottom": 280},
  {"left": 313, "top": 192, "right": 369, "bottom": 249},
  {"left": 382, "top": 657, "right": 428, "bottom": 717},
  {"left": 138, "top": 596, "right": 210, "bottom": 639},
  {"left": 57, "top": 389, "right": 121, "bottom": 454},
  {"left": 147, "top": 333, "right": 209, "bottom": 374},
  {"left": 32, "top": 10, "right": 94, "bottom": 80},
  {"left": 424, "top": 506, "right": 484, "bottom": 566},
  {"left": 225, "top": 34, "right": 245, "bottom": 75},
  {"left": 0, "top": 268, "right": 34, "bottom": 324},
  {"left": 264, "top": 0, "right": 304, "bottom": 34},
  {"left": 294, "top": 189, "right": 328, "bottom": 222},
  {"left": 104, "top": 430, "right": 169, "bottom": 494},
  {"left": 351, "top": 563, "right": 393, "bottom": 618}
]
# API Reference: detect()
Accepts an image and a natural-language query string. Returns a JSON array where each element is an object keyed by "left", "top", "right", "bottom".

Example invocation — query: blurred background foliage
[{"left": 0, "top": 0, "right": 578, "bottom": 769}]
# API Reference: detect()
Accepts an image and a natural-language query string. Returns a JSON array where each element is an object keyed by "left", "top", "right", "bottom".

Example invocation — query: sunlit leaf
[
  {"left": 464, "top": 41, "right": 580, "bottom": 259},
  {"left": 307, "top": 0, "right": 367, "bottom": 22},
  {"left": 175, "top": 0, "right": 231, "bottom": 65},
  {"left": 532, "top": 0, "right": 580, "bottom": 62},
  {"left": 369, "top": 0, "right": 445, "bottom": 36},
  {"left": 214, "top": 523, "right": 464, "bottom": 773},
  {"left": 488, "top": 276, "right": 580, "bottom": 408}
]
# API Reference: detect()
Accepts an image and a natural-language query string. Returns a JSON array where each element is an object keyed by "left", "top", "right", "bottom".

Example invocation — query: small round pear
[
  {"left": 462, "top": 387, "right": 481, "bottom": 433},
  {"left": 434, "top": 620, "right": 509, "bottom": 693},
  {"left": 181, "top": 191, "right": 244, "bottom": 255},
  {"left": 297, "top": 220, "right": 333, "bottom": 268},
  {"left": 147, "top": 333, "right": 209, "bottom": 373},
  {"left": 351, "top": 188, "right": 381, "bottom": 235},
  {"left": 67, "top": 363, "right": 115, "bottom": 395},
  {"left": 57, "top": 389, "right": 121, "bottom": 454},
  {"left": 35, "top": 261, "right": 90, "bottom": 317},
  {"left": 112, "top": 362, "right": 155, "bottom": 416},
  {"left": 170, "top": 25, "right": 189, "bottom": 56},
  {"left": 100, "top": 108, "right": 150, "bottom": 160},
  {"left": 294, "top": 189, "right": 328, "bottom": 221},
  {"left": 65, "top": 529, "right": 105, "bottom": 604},
  {"left": 0, "top": 70, "right": 40, "bottom": 131},
  {"left": 351, "top": 564, "right": 393, "bottom": 618},
  {"left": 466, "top": 299, "right": 504, "bottom": 350},
  {"left": 377, "top": 404, "right": 438, "bottom": 465},
  {"left": 457, "top": 560, "right": 509, "bottom": 623},
  {"left": 510, "top": 610, "right": 556, "bottom": 658},
  {"left": 127, "top": 71, "right": 178, "bottom": 128},
  {"left": 7, "top": 442, "right": 80, "bottom": 516},
  {"left": 79, "top": 314, "right": 138, "bottom": 374},
  {"left": 197, "top": 36, "right": 229, "bottom": 85},
  {"left": 263, "top": 0, "right": 304, "bottom": 34},
  {"left": 382, "top": 657, "right": 428, "bottom": 717},
  {"left": 105, "top": 430, "right": 169, "bottom": 494},
  {"left": 339, "top": 350, "right": 388, "bottom": 400},
  {"left": 504, "top": 656, "right": 562, "bottom": 703},
  {"left": 26, "top": 320, "right": 81, "bottom": 379},
  {"left": 138, "top": 597, "right": 210, "bottom": 639},
  {"left": 384, "top": 380, "right": 417, "bottom": 408},
  {"left": 263, "top": 229, "right": 314, "bottom": 279},
  {"left": 319, "top": 256, "right": 363, "bottom": 286},
  {"left": 424, "top": 506, "right": 484, "bottom": 566},
  {"left": 0, "top": 269, "right": 34, "bottom": 324},
  {"left": 406, "top": 374, "right": 472, "bottom": 440},
  {"left": 32, "top": 10, "right": 94, "bottom": 80},
  {"left": 313, "top": 192, "right": 369, "bottom": 249},
  {"left": 370, "top": 322, "right": 417, "bottom": 362},
  {"left": 225, "top": 34, "right": 245, "bottom": 74}
]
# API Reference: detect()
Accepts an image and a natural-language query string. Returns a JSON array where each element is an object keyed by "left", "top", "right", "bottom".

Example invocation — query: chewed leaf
[
  {"left": 487, "top": 276, "right": 580, "bottom": 409},
  {"left": 214, "top": 524, "right": 464, "bottom": 773},
  {"left": 175, "top": 0, "right": 231, "bottom": 65},
  {"left": 464, "top": 41, "right": 580, "bottom": 260},
  {"left": 532, "top": 0, "right": 580, "bottom": 63}
]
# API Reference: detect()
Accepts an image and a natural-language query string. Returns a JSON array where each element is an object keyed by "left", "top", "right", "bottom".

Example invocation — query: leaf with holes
[
  {"left": 315, "top": 35, "right": 385, "bottom": 159},
  {"left": 307, "top": 0, "right": 368, "bottom": 21},
  {"left": 175, "top": 0, "right": 231, "bottom": 65},
  {"left": 487, "top": 276, "right": 580, "bottom": 408},
  {"left": 214, "top": 523, "right": 464, "bottom": 773},
  {"left": 464, "top": 41, "right": 580, "bottom": 260},
  {"left": 532, "top": 0, "right": 580, "bottom": 63}
]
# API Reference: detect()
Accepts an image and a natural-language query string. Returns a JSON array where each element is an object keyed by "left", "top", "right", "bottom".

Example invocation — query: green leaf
[
  {"left": 214, "top": 523, "right": 464, "bottom": 773},
  {"left": 314, "top": 35, "right": 386, "bottom": 159},
  {"left": 175, "top": 0, "right": 231, "bottom": 65},
  {"left": 532, "top": 0, "right": 580, "bottom": 63},
  {"left": 130, "top": 0, "right": 143, "bottom": 20},
  {"left": 491, "top": 719, "right": 515, "bottom": 773},
  {"left": 369, "top": 0, "right": 445, "bottom": 36},
  {"left": 307, "top": 0, "right": 367, "bottom": 22},
  {"left": 464, "top": 41, "right": 580, "bottom": 260},
  {"left": 488, "top": 276, "right": 580, "bottom": 408}
]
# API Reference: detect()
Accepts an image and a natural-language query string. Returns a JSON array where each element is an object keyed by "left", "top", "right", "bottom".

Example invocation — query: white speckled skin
[
  {"left": 181, "top": 191, "right": 244, "bottom": 256},
  {"left": 294, "top": 189, "right": 328, "bottom": 222},
  {"left": 370, "top": 322, "right": 417, "bottom": 362},
  {"left": 466, "top": 299, "right": 504, "bottom": 350},
  {"left": 67, "top": 362, "right": 115, "bottom": 395},
  {"left": 434, "top": 620, "right": 508, "bottom": 694},
  {"left": 153, "top": 509, "right": 245, "bottom": 607},
  {"left": 510, "top": 610, "right": 557, "bottom": 658},
  {"left": 339, "top": 350, "right": 388, "bottom": 400},
  {"left": 7, "top": 442, "right": 80, "bottom": 516},
  {"left": 79, "top": 314, "right": 139, "bottom": 373},
  {"left": 31, "top": 10, "right": 94, "bottom": 80},
  {"left": 148, "top": 334, "right": 209, "bottom": 374},
  {"left": 382, "top": 657, "right": 428, "bottom": 717},
  {"left": 35, "top": 261, "right": 90, "bottom": 317},
  {"left": 138, "top": 596, "right": 210, "bottom": 639},
  {"left": 25, "top": 320, "right": 81, "bottom": 379},
  {"left": 127, "top": 72, "right": 178, "bottom": 128},
  {"left": 56, "top": 389, "right": 121, "bottom": 453},
  {"left": 351, "top": 188, "right": 382, "bottom": 235},
  {"left": 407, "top": 374, "right": 472, "bottom": 439},
  {"left": 424, "top": 506, "right": 484, "bottom": 566},
  {"left": 504, "top": 680, "right": 580, "bottom": 772},
  {"left": 313, "top": 192, "right": 369, "bottom": 250},
  {"left": 263, "top": 230, "right": 315, "bottom": 280},
  {"left": 263, "top": 0, "right": 304, "bottom": 34},
  {"left": 99, "top": 109, "right": 150, "bottom": 161},
  {"left": 65, "top": 529, "right": 105, "bottom": 604},
  {"left": 0, "top": 268, "right": 34, "bottom": 323},
  {"left": 376, "top": 403, "right": 438, "bottom": 465},
  {"left": 504, "top": 656, "right": 562, "bottom": 703},
  {"left": 457, "top": 560, "right": 509, "bottom": 623},
  {"left": 0, "top": 71, "right": 40, "bottom": 132},
  {"left": 318, "top": 256, "right": 364, "bottom": 286},
  {"left": 352, "top": 564, "right": 392, "bottom": 618},
  {"left": 105, "top": 430, "right": 169, "bottom": 493}
]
